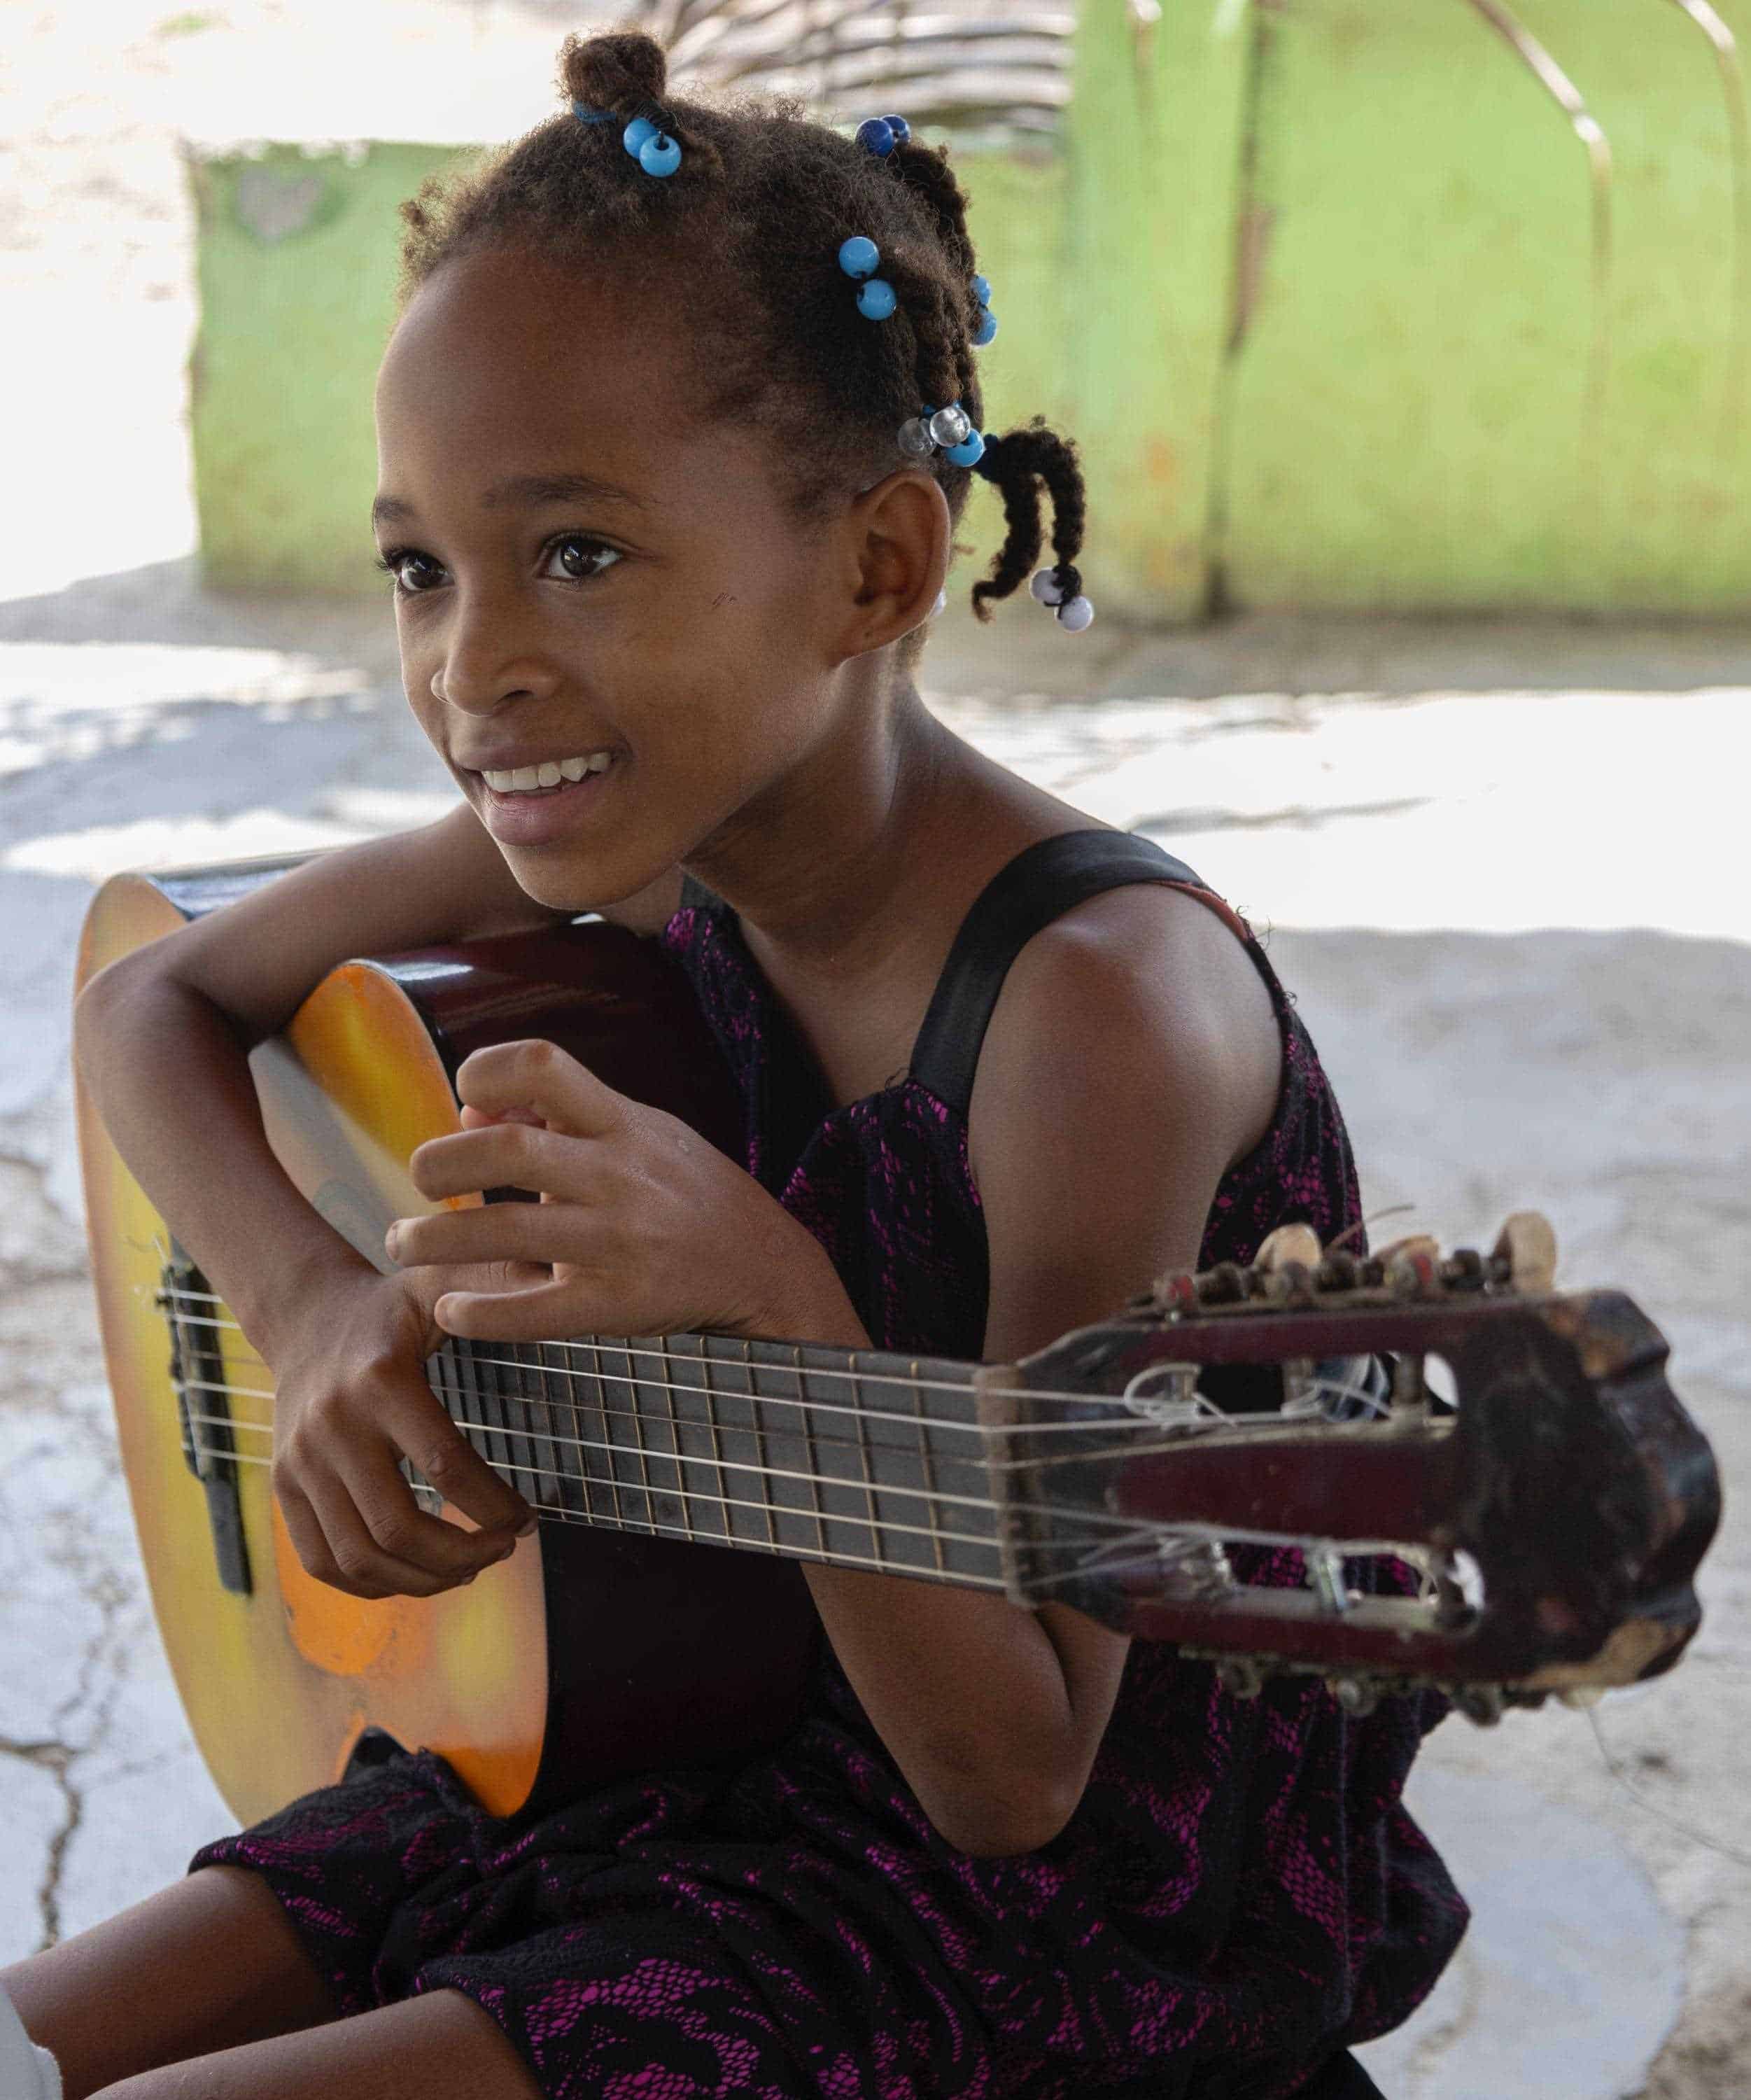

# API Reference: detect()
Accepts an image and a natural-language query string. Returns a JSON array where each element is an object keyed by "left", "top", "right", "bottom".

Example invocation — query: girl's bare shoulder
[{"left": 964, "top": 878, "right": 1284, "bottom": 1354}]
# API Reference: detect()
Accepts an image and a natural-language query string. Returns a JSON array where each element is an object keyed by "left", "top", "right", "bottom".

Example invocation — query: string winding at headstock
[{"left": 976, "top": 1214, "right": 1720, "bottom": 1726}]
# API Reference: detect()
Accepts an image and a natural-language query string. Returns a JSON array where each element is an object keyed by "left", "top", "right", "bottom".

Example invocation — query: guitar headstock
[{"left": 978, "top": 1215, "right": 1720, "bottom": 1724}]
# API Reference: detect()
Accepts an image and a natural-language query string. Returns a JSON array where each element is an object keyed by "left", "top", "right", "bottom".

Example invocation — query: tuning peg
[
  {"left": 1256, "top": 1223, "right": 1323, "bottom": 1272},
  {"left": 1454, "top": 1683, "right": 1507, "bottom": 1726},
  {"left": 1493, "top": 1211, "right": 1557, "bottom": 1294},
  {"left": 1376, "top": 1233, "right": 1442, "bottom": 1297}
]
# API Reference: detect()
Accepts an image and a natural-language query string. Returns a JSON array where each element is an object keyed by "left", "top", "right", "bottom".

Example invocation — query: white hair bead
[
  {"left": 928, "top": 405, "right": 972, "bottom": 448},
  {"left": 933, "top": 588, "right": 948, "bottom": 616},
  {"left": 896, "top": 417, "right": 936, "bottom": 459},
  {"left": 1056, "top": 594, "right": 1095, "bottom": 632},
  {"left": 1029, "top": 567, "right": 1067, "bottom": 606}
]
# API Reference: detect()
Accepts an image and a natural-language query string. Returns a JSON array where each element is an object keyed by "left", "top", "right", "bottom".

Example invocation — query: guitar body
[{"left": 76, "top": 860, "right": 820, "bottom": 1826}]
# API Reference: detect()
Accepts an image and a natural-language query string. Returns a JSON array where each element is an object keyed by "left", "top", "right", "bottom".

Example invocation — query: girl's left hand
[{"left": 384, "top": 1038, "right": 860, "bottom": 1345}]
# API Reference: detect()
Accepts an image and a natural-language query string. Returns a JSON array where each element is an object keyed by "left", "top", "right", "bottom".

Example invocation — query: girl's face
[{"left": 374, "top": 244, "right": 920, "bottom": 911}]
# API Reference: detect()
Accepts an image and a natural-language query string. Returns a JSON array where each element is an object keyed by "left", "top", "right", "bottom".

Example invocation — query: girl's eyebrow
[{"left": 371, "top": 470, "right": 646, "bottom": 530}]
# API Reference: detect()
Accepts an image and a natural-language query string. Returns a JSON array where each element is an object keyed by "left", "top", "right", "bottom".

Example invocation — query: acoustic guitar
[{"left": 76, "top": 856, "right": 1721, "bottom": 1828}]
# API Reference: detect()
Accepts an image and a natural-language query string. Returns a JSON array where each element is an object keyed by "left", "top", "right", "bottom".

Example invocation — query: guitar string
[
  {"left": 172, "top": 1437, "right": 1019, "bottom": 1583},
  {"left": 164, "top": 1357, "right": 1386, "bottom": 1468},
  {"left": 154, "top": 1289, "right": 1400, "bottom": 1419},
  {"left": 176, "top": 1391, "right": 1430, "bottom": 1548},
  {"left": 178, "top": 1415, "right": 1437, "bottom": 1579}
]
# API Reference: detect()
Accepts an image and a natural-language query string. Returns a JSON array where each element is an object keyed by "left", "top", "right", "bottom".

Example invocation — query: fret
[
  {"left": 744, "top": 1340, "right": 780, "bottom": 1555},
  {"left": 537, "top": 1340, "right": 569, "bottom": 1513},
  {"left": 748, "top": 1340, "right": 820, "bottom": 1560},
  {"left": 796, "top": 1344, "right": 827, "bottom": 1562},
  {"left": 913, "top": 1359, "right": 946, "bottom": 1579},
  {"left": 453, "top": 1337, "right": 493, "bottom": 1490},
  {"left": 498, "top": 1326, "right": 540, "bottom": 1522},
  {"left": 596, "top": 1336, "right": 630, "bottom": 1533},
  {"left": 654, "top": 1334, "right": 694, "bottom": 1540},
  {"left": 696, "top": 1340, "right": 735, "bottom": 1545},
  {"left": 624, "top": 1336, "right": 656, "bottom": 1533},
  {"left": 527, "top": 1341, "right": 556, "bottom": 1512},
  {"left": 468, "top": 1331, "right": 509, "bottom": 1506},
  {"left": 850, "top": 1355, "right": 882, "bottom": 1568}
]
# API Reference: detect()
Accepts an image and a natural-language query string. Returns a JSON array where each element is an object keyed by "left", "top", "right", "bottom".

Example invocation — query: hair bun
[{"left": 559, "top": 30, "right": 669, "bottom": 114}]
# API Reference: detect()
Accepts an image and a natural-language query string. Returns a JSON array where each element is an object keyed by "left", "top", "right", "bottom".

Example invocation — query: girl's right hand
[{"left": 262, "top": 1261, "right": 541, "bottom": 1599}]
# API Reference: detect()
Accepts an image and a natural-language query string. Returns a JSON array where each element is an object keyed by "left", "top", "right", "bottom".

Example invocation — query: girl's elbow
[{"left": 927, "top": 1774, "right": 1082, "bottom": 1858}]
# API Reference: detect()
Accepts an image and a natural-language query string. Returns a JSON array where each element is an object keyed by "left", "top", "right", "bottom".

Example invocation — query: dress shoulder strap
[{"left": 908, "top": 829, "right": 1252, "bottom": 1117}]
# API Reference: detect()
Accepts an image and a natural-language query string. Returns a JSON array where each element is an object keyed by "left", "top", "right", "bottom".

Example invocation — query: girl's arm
[
  {"left": 383, "top": 883, "right": 1277, "bottom": 1849},
  {"left": 792, "top": 884, "right": 1281, "bottom": 1856},
  {"left": 75, "top": 803, "right": 677, "bottom": 1593}
]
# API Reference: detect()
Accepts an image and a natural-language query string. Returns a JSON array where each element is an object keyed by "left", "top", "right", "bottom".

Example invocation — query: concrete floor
[
  {"left": 2, "top": 597, "right": 1747, "bottom": 2098},
  {"left": 2, "top": 1, "right": 1748, "bottom": 2092}
]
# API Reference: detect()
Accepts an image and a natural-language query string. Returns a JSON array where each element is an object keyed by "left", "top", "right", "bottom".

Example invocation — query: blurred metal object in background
[{"left": 631, "top": 0, "right": 1083, "bottom": 141}]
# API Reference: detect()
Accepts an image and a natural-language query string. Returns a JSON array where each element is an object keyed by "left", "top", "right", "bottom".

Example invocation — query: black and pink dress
[{"left": 190, "top": 831, "right": 1467, "bottom": 2099}]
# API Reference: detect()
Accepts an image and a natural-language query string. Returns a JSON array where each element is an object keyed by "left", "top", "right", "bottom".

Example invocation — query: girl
[{"left": 13, "top": 31, "right": 1464, "bottom": 2100}]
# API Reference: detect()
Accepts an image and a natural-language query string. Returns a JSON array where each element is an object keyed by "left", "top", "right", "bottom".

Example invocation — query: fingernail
[
  {"left": 516, "top": 1516, "right": 538, "bottom": 1537},
  {"left": 384, "top": 1222, "right": 400, "bottom": 1260}
]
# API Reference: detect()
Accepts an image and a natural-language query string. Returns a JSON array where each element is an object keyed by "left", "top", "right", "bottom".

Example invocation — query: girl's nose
[{"left": 433, "top": 594, "right": 559, "bottom": 713}]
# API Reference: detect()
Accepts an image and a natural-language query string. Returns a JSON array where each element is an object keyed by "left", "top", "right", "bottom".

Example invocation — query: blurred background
[{"left": 3, "top": 3, "right": 1749, "bottom": 2094}]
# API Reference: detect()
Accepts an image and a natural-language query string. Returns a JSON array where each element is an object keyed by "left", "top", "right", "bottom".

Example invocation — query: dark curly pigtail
[{"left": 971, "top": 420, "right": 1087, "bottom": 622}]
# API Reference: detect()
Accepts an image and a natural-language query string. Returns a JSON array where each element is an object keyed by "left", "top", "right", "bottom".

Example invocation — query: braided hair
[{"left": 396, "top": 30, "right": 1088, "bottom": 629}]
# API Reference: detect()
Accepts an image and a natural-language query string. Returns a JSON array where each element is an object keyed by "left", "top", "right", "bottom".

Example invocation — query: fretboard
[{"left": 425, "top": 1330, "right": 1006, "bottom": 1590}]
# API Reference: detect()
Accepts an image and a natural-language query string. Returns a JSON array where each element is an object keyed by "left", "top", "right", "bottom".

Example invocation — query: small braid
[
  {"left": 558, "top": 32, "right": 726, "bottom": 179},
  {"left": 879, "top": 249, "right": 977, "bottom": 431},
  {"left": 971, "top": 419, "right": 1086, "bottom": 621},
  {"left": 394, "top": 29, "right": 1093, "bottom": 636}
]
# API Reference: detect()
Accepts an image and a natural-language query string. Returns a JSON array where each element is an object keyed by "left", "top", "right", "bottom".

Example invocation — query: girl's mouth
[{"left": 470, "top": 752, "right": 620, "bottom": 844}]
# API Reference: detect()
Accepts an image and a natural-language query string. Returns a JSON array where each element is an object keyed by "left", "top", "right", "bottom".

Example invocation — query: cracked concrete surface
[{"left": 2, "top": 1, "right": 1748, "bottom": 2092}]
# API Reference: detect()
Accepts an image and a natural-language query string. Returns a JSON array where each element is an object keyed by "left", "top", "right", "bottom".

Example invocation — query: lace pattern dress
[{"left": 188, "top": 832, "right": 1467, "bottom": 2100}]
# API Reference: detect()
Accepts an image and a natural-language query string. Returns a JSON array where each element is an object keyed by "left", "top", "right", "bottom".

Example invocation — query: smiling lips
[{"left": 474, "top": 750, "right": 614, "bottom": 794}]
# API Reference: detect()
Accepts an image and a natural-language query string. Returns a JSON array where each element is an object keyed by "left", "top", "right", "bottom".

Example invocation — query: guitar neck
[{"left": 428, "top": 1330, "right": 1007, "bottom": 1592}]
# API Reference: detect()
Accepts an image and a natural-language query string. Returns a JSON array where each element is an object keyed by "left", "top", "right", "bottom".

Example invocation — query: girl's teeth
[{"left": 481, "top": 753, "right": 614, "bottom": 794}]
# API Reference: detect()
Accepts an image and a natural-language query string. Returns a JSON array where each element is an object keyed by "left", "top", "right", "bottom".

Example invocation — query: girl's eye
[
  {"left": 372, "top": 537, "right": 621, "bottom": 596},
  {"left": 544, "top": 534, "right": 621, "bottom": 583},
  {"left": 376, "top": 548, "right": 444, "bottom": 595}
]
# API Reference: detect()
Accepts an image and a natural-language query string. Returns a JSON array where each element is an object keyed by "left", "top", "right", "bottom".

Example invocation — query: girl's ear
[{"left": 831, "top": 468, "right": 952, "bottom": 661}]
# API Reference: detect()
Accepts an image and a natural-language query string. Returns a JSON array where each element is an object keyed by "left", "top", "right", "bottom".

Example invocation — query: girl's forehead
[{"left": 377, "top": 246, "right": 701, "bottom": 466}]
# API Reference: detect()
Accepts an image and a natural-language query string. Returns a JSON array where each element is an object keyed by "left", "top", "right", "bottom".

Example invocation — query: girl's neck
[{"left": 686, "top": 682, "right": 962, "bottom": 981}]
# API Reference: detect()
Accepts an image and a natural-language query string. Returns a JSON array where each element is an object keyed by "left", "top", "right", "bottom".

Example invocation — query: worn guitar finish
[{"left": 77, "top": 858, "right": 1721, "bottom": 1826}]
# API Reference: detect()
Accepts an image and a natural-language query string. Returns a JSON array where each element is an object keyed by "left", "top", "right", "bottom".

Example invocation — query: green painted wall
[
  {"left": 187, "top": 1, "right": 1751, "bottom": 619},
  {"left": 1220, "top": 0, "right": 1751, "bottom": 612}
]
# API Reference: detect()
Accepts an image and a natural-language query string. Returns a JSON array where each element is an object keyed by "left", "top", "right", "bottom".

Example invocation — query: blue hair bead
[
  {"left": 945, "top": 428, "right": 985, "bottom": 468},
  {"left": 855, "top": 117, "right": 896, "bottom": 158},
  {"left": 640, "top": 132, "right": 682, "bottom": 178},
  {"left": 623, "top": 115, "right": 658, "bottom": 158},
  {"left": 857, "top": 278, "right": 897, "bottom": 321},
  {"left": 971, "top": 273, "right": 991, "bottom": 305},
  {"left": 971, "top": 308, "right": 998, "bottom": 346},
  {"left": 838, "top": 235, "right": 880, "bottom": 281},
  {"left": 882, "top": 114, "right": 912, "bottom": 146}
]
